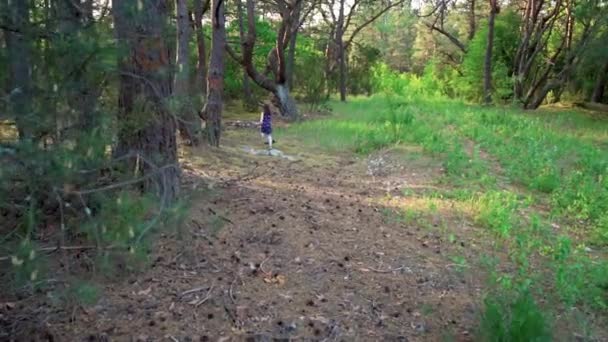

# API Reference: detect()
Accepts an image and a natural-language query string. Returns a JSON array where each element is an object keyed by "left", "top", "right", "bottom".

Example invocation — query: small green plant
[
  {"left": 68, "top": 281, "right": 100, "bottom": 306},
  {"left": 479, "top": 289, "right": 551, "bottom": 342},
  {"left": 9, "top": 239, "right": 45, "bottom": 288},
  {"left": 450, "top": 255, "right": 468, "bottom": 273},
  {"left": 474, "top": 191, "right": 520, "bottom": 237}
]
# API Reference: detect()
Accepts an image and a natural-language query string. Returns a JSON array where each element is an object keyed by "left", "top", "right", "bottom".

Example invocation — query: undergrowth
[{"left": 281, "top": 93, "right": 608, "bottom": 340}]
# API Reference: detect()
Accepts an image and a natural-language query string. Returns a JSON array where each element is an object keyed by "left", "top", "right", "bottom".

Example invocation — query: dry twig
[{"left": 194, "top": 285, "right": 214, "bottom": 307}]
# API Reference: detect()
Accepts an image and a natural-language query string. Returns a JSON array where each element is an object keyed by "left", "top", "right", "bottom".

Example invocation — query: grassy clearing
[{"left": 281, "top": 95, "right": 608, "bottom": 340}]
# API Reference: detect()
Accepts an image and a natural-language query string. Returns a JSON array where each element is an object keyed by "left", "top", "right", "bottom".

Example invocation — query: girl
[{"left": 260, "top": 102, "right": 274, "bottom": 150}]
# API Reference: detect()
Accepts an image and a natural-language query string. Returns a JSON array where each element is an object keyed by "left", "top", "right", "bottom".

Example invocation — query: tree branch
[
  {"left": 424, "top": 21, "right": 467, "bottom": 53},
  {"left": 344, "top": 0, "right": 406, "bottom": 50}
]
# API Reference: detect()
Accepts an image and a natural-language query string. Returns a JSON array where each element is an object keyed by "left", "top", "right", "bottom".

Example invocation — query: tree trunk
[
  {"left": 339, "top": 47, "right": 347, "bottom": 102},
  {"left": 591, "top": 61, "right": 608, "bottom": 103},
  {"left": 4, "top": 0, "right": 33, "bottom": 140},
  {"left": 286, "top": 30, "right": 298, "bottom": 90},
  {"left": 337, "top": 0, "right": 347, "bottom": 102},
  {"left": 193, "top": 0, "right": 208, "bottom": 96},
  {"left": 483, "top": 0, "right": 496, "bottom": 105},
  {"left": 236, "top": 0, "right": 255, "bottom": 110},
  {"left": 203, "top": 0, "right": 226, "bottom": 147},
  {"left": 468, "top": 0, "right": 476, "bottom": 41},
  {"left": 275, "top": 83, "right": 298, "bottom": 118},
  {"left": 286, "top": 0, "right": 303, "bottom": 90},
  {"left": 114, "top": 0, "right": 180, "bottom": 201},
  {"left": 175, "top": 0, "right": 201, "bottom": 146},
  {"left": 526, "top": 80, "right": 559, "bottom": 110}
]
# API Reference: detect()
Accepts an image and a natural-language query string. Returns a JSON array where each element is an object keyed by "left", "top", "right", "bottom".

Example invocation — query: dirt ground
[{"left": 1, "top": 123, "right": 488, "bottom": 341}]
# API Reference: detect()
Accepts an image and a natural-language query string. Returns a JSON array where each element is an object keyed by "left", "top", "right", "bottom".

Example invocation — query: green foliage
[
  {"left": 0, "top": 2, "right": 190, "bottom": 300},
  {"left": 348, "top": 43, "right": 381, "bottom": 95},
  {"left": 479, "top": 289, "right": 551, "bottom": 342},
  {"left": 456, "top": 10, "right": 520, "bottom": 103},
  {"left": 293, "top": 35, "right": 328, "bottom": 110},
  {"left": 83, "top": 191, "right": 156, "bottom": 247},
  {"left": 68, "top": 281, "right": 101, "bottom": 306},
  {"left": 474, "top": 191, "right": 522, "bottom": 237},
  {"left": 225, "top": 19, "right": 277, "bottom": 99},
  {"left": 8, "top": 239, "right": 45, "bottom": 288},
  {"left": 285, "top": 95, "right": 608, "bottom": 339}
]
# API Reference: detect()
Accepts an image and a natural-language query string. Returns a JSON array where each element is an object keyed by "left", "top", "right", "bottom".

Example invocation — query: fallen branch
[
  {"left": 360, "top": 265, "right": 405, "bottom": 273},
  {"left": 259, "top": 254, "right": 273, "bottom": 276},
  {"left": 207, "top": 208, "right": 234, "bottom": 224},
  {"left": 179, "top": 285, "right": 210, "bottom": 299},
  {"left": 194, "top": 285, "right": 214, "bottom": 307}
]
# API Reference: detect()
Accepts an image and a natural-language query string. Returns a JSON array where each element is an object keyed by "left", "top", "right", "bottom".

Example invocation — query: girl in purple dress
[{"left": 260, "top": 103, "right": 274, "bottom": 150}]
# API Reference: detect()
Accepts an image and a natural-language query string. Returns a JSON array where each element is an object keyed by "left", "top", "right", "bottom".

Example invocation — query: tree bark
[
  {"left": 114, "top": 0, "right": 180, "bottom": 201},
  {"left": 286, "top": 0, "right": 303, "bottom": 90},
  {"left": 591, "top": 61, "right": 608, "bottom": 103},
  {"left": 175, "top": 0, "right": 201, "bottom": 146},
  {"left": 468, "top": 0, "right": 476, "bottom": 41},
  {"left": 286, "top": 29, "right": 298, "bottom": 90},
  {"left": 202, "top": 0, "right": 226, "bottom": 147},
  {"left": 193, "top": 0, "right": 209, "bottom": 95},
  {"left": 425, "top": 22, "right": 467, "bottom": 53},
  {"left": 4, "top": 0, "right": 33, "bottom": 140},
  {"left": 483, "top": 0, "right": 496, "bottom": 105},
  {"left": 512, "top": 0, "right": 563, "bottom": 104},
  {"left": 337, "top": 0, "right": 346, "bottom": 102},
  {"left": 236, "top": 0, "right": 255, "bottom": 110}
]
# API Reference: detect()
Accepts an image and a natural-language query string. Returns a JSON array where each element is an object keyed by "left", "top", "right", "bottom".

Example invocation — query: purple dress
[{"left": 261, "top": 111, "right": 272, "bottom": 135}]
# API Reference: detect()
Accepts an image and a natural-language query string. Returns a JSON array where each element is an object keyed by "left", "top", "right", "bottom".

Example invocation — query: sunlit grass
[{"left": 281, "top": 94, "right": 608, "bottom": 339}]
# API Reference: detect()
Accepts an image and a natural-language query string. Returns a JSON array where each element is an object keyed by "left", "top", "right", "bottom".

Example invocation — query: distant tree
[
  {"left": 321, "top": 0, "right": 406, "bottom": 101},
  {"left": 228, "top": 0, "right": 304, "bottom": 119},
  {"left": 193, "top": 0, "right": 210, "bottom": 97},
  {"left": 591, "top": 61, "right": 608, "bottom": 103},
  {"left": 202, "top": 0, "right": 226, "bottom": 146},
  {"left": 236, "top": 0, "right": 256, "bottom": 110},
  {"left": 483, "top": 0, "right": 498, "bottom": 104},
  {"left": 175, "top": 0, "right": 202, "bottom": 146},
  {"left": 3, "top": 0, "right": 33, "bottom": 140}
]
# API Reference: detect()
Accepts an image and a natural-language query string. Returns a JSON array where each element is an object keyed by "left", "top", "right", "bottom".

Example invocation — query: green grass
[{"left": 282, "top": 94, "right": 608, "bottom": 340}]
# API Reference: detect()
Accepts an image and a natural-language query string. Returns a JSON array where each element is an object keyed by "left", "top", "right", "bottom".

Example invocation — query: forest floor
[
  {"left": 23, "top": 123, "right": 484, "bottom": 341},
  {"left": 4, "top": 99, "right": 608, "bottom": 341}
]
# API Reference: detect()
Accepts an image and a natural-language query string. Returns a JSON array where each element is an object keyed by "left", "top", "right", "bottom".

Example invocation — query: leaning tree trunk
[
  {"left": 114, "top": 0, "right": 180, "bottom": 201},
  {"left": 526, "top": 80, "right": 560, "bottom": 110},
  {"left": 175, "top": 0, "right": 201, "bottom": 146},
  {"left": 591, "top": 61, "right": 608, "bottom": 103},
  {"left": 203, "top": 0, "right": 225, "bottom": 147},
  {"left": 483, "top": 0, "right": 497, "bottom": 105},
  {"left": 229, "top": 0, "right": 300, "bottom": 120},
  {"left": 4, "top": 0, "right": 33, "bottom": 140}
]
